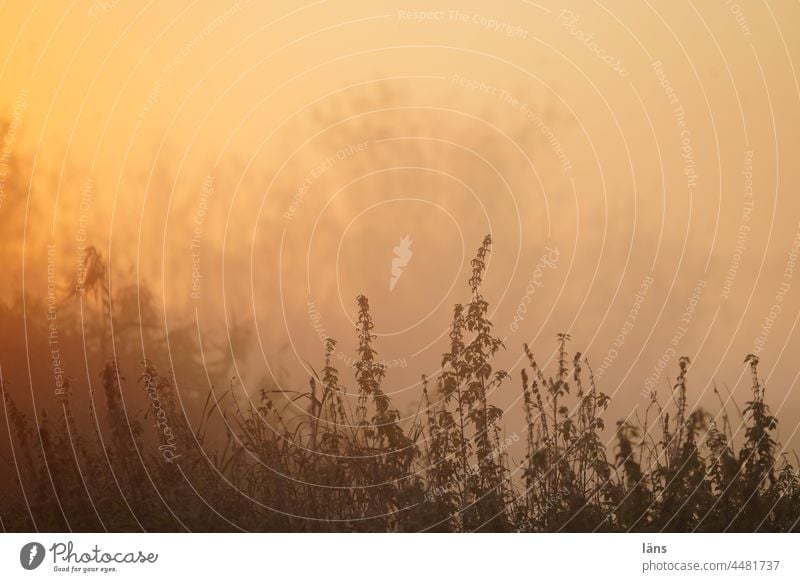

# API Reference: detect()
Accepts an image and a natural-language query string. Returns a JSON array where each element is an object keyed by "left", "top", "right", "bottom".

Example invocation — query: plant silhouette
[{"left": 1, "top": 236, "right": 798, "bottom": 532}]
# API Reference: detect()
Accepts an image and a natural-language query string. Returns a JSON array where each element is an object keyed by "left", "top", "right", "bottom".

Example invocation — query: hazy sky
[{"left": 2, "top": 0, "right": 800, "bottom": 450}]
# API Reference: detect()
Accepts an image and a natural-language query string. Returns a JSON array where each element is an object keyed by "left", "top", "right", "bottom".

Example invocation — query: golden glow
[{"left": 2, "top": 0, "right": 800, "bottom": 447}]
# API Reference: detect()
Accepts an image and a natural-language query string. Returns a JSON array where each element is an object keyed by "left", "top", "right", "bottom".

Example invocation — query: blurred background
[{"left": 1, "top": 0, "right": 799, "bottom": 457}]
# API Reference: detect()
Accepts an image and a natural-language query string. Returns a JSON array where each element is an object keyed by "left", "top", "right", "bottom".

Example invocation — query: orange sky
[{"left": 2, "top": 0, "right": 800, "bottom": 450}]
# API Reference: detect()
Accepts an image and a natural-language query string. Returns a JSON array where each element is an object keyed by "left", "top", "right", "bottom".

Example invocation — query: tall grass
[{"left": 1, "top": 236, "right": 798, "bottom": 532}]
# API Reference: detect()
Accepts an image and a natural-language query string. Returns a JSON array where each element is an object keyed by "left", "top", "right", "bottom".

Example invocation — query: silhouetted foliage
[{"left": 1, "top": 237, "right": 798, "bottom": 532}]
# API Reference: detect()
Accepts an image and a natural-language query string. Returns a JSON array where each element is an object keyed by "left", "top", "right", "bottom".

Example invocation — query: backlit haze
[{"left": 1, "top": 0, "right": 800, "bottom": 452}]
